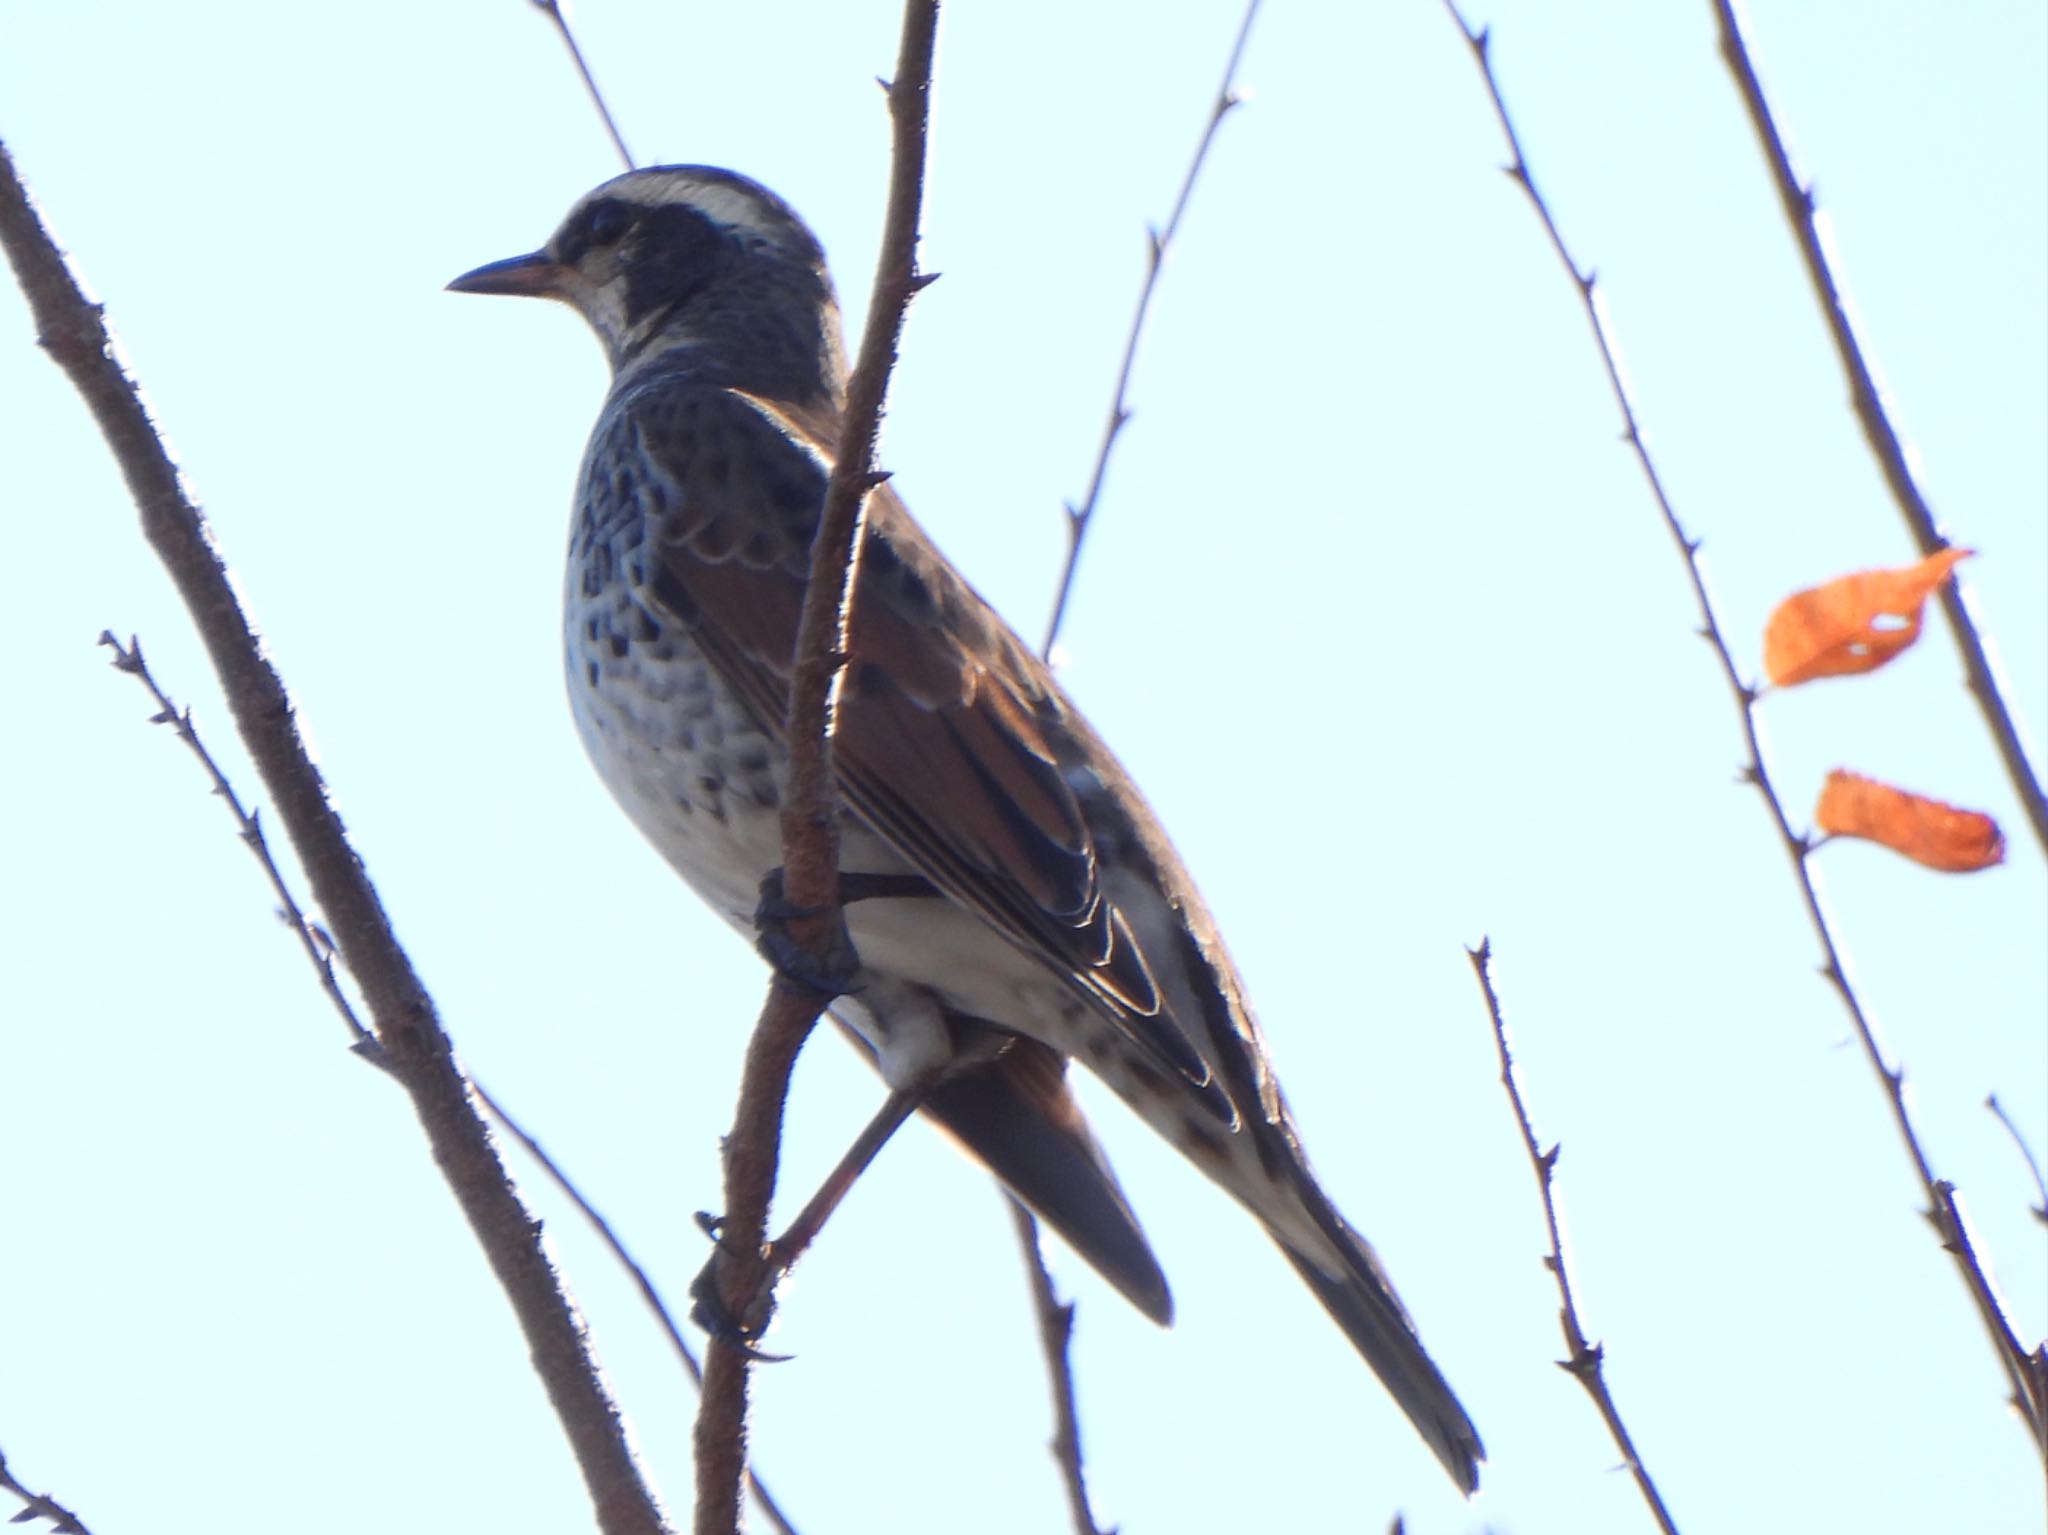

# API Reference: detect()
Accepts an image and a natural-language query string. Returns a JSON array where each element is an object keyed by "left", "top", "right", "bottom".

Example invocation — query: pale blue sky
[{"left": 3, "top": 3, "right": 2042, "bottom": 1532}]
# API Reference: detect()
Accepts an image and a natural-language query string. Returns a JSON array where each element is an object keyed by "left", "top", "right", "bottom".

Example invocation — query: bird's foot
[
  {"left": 752, "top": 868, "right": 860, "bottom": 998},
  {"left": 752, "top": 867, "right": 932, "bottom": 998},
  {"left": 688, "top": 1240, "right": 793, "bottom": 1363}
]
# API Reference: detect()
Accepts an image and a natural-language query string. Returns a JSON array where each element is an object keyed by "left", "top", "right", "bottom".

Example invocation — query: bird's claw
[
  {"left": 753, "top": 867, "right": 861, "bottom": 999},
  {"left": 689, "top": 1251, "right": 792, "bottom": 1363}
]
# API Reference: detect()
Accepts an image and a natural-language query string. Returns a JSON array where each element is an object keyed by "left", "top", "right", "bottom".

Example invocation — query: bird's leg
[
  {"left": 690, "top": 1067, "right": 943, "bottom": 1353},
  {"left": 751, "top": 867, "right": 939, "bottom": 997},
  {"left": 764, "top": 1069, "right": 940, "bottom": 1275}
]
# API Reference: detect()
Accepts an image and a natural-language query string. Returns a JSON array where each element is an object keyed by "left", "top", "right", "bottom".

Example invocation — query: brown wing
[{"left": 598, "top": 379, "right": 1223, "bottom": 1107}]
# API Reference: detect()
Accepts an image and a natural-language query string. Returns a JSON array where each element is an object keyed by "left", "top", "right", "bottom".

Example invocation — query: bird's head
[{"left": 449, "top": 165, "right": 846, "bottom": 400}]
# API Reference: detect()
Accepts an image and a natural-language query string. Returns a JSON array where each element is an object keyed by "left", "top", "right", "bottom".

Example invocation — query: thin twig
[
  {"left": 97, "top": 632, "right": 381, "bottom": 1057},
  {"left": 0, "top": 141, "right": 671, "bottom": 1535},
  {"left": 1442, "top": 5, "right": 2048, "bottom": 1461},
  {"left": 1466, "top": 942, "right": 1680, "bottom": 1534},
  {"left": 1987, "top": 1096, "right": 2048, "bottom": 1230},
  {"left": 1040, "top": 0, "right": 1263, "bottom": 657},
  {"left": 0, "top": 1449, "right": 94, "bottom": 1535},
  {"left": 1709, "top": 0, "right": 2046, "bottom": 855},
  {"left": 1006, "top": 1197, "right": 1113, "bottom": 1535},
  {"left": 1013, "top": 4, "right": 1265, "bottom": 1517},
  {"left": 473, "top": 1081, "right": 801, "bottom": 1535},
  {"left": 529, "top": 0, "right": 636, "bottom": 172},
  {"left": 688, "top": 8, "right": 941, "bottom": 1534},
  {"left": 93, "top": 630, "right": 790, "bottom": 1524}
]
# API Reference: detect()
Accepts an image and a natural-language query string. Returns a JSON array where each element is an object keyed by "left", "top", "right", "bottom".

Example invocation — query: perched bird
[{"left": 449, "top": 165, "right": 1483, "bottom": 1491}]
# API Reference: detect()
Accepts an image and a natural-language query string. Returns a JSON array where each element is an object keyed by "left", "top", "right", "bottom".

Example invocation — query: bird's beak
[{"left": 446, "top": 249, "right": 566, "bottom": 299}]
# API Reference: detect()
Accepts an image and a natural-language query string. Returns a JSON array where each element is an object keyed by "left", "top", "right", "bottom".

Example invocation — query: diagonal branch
[
  {"left": 688, "top": 7, "right": 941, "bottom": 1534},
  {"left": 1709, "top": 0, "right": 2046, "bottom": 855},
  {"left": 1466, "top": 942, "right": 1681, "bottom": 1535},
  {"left": 1016, "top": 7, "right": 1265, "bottom": 1527},
  {"left": 0, "top": 1448, "right": 94, "bottom": 1535},
  {"left": 0, "top": 141, "right": 672, "bottom": 1535},
  {"left": 529, "top": 0, "right": 636, "bottom": 172},
  {"left": 1441, "top": 1, "right": 2047, "bottom": 1466},
  {"left": 1041, "top": 0, "right": 1263, "bottom": 657}
]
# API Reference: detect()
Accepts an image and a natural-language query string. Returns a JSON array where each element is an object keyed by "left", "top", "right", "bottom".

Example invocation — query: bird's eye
[{"left": 585, "top": 202, "right": 631, "bottom": 247}]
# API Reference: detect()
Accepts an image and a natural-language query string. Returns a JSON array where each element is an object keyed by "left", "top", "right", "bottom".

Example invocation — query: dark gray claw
[
  {"left": 688, "top": 1252, "right": 793, "bottom": 1363},
  {"left": 751, "top": 867, "right": 859, "bottom": 997}
]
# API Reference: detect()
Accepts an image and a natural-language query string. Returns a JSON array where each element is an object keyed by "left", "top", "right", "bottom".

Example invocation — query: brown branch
[
  {"left": 97, "top": 632, "right": 381, "bottom": 1057},
  {"left": 1006, "top": 1197, "right": 1112, "bottom": 1535},
  {"left": 474, "top": 1081, "right": 801, "bottom": 1535},
  {"left": 0, "top": 141, "right": 671, "bottom": 1535},
  {"left": 94, "top": 630, "right": 796, "bottom": 1527},
  {"left": 0, "top": 1449, "right": 94, "bottom": 1535},
  {"left": 1708, "top": 0, "right": 2047, "bottom": 856},
  {"left": 1442, "top": 4, "right": 2048, "bottom": 1464},
  {"left": 1040, "top": 0, "right": 1263, "bottom": 657},
  {"left": 529, "top": 0, "right": 636, "bottom": 172},
  {"left": 1466, "top": 941, "right": 1680, "bottom": 1534},
  {"left": 1010, "top": 2, "right": 1265, "bottom": 1511},
  {"left": 688, "top": 6, "right": 941, "bottom": 1533}
]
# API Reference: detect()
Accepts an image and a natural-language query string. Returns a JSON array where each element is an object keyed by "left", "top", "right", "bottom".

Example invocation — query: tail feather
[
  {"left": 1281, "top": 1220, "right": 1484, "bottom": 1494},
  {"left": 832, "top": 1018, "right": 1174, "bottom": 1324},
  {"left": 918, "top": 1035, "right": 1173, "bottom": 1325}
]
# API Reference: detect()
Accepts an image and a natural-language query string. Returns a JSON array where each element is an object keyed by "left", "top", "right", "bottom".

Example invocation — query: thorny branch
[
  {"left": 95, "top": 633, "right": 796, "bottom": 1532},
  {"left": 1466, "top": 943, "right": 1680, "bottom": 1535},
  {"left": 1710, "top": 0, "right": 2046, "bottom": 856},
  {"left": 1014, "top": 7, "right": 1266, "bottom": 1528},
  {"left": 0, "top": 140, "right": 672, "bottom": 1535},
  {"left": 689, "top": 7, "right": 941, "bottom": 1534},
  {"left": 1040, "top": 0, "right": 1263, "bottom": 657},
  {"left": 1442, "top": 3, "right": 2048, "bottom": 1463},
  {"left": 98, "top": 632, "right": 380, "bottom": 1056},
  {"left": 0, "top": 1450, "right": 94, "bottom": 1535}
]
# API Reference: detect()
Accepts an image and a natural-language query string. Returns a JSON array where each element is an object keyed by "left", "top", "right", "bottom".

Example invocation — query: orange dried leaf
[
  {"left": 1815, "top": 770, "right": 2005, "bottom": 873},
  {"left": 1763, "top": 547, "right": 1971, "bottom": 686}
]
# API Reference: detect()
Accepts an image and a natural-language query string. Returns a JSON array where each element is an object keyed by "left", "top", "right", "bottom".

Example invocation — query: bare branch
[
  {"left": 1011, "top": 5, "right": 1266, "bottom": 1500},
  {"left": 688, "top": 7, "right": 941, "bottom": 1533},
  {"left": 1987, "top": 1096, "right": 2048, "bottom": 1229},
  {"left": 529, "top": 0, "right": 636, "bottom": 172},
  {"left": 1040, "top": 0, "right": 1263, "bottom": 658},
  {"left": 473, "top": 1081, "right": 800, "bottom": 1535},
  {"left": 1708, "top": 0, "right": 2046, "bottom": 855},
  {"left": 0, "top": 140, "right": 671, "bottom": 1535},
  {"left": 0, "top": 1449, "right": 94, "bottom": 1535},
  {"left": 1005, "top": 1197, "right": 1113, "bottom": 1535},
  {"left": 1466, "top": 941, "right": 1681, "bottom": 1534},
  {"left": 1441, "top": 5, "right": 2048, "bottom": 1461},
  {"left": 97, "top": 632, "right": 381, "bottom": 1057}
]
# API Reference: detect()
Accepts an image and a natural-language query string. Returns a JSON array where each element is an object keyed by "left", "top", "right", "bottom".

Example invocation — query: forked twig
[
  {"left": 529, "top": 0, "right": 636, "bottom": 172},
  {"left": 473, "top": 1081, "right": 800, "bottom": 1535},
  {"left": 97, "top": 632, "right": 380, "bottom": 1057},
  {"left": 1710, "top": 0, "right": 2045, "bottom": 855},
  {"left": 689, "top": 7, "right": 941, "bottom": 1534},
  {"left": 1041, "top": 0, "right": 1263, "bottom": 657},
  {"left": 1466, "top": 943, "right": 1680, "bottom": 1534},
  {"left": 93, "top": 628, "right": 792, "bottom": 1529},
  {"left": 1441, "top": 3, "right": 2047, "bottom": 1460},
  {"left": 0, "top": 140, "right": 670, "bottom": 1535}
]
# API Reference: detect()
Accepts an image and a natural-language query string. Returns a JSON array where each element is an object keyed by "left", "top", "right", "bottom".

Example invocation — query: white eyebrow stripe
[{"left": 599, "top": 173, "right": 788, "bottom": 242}]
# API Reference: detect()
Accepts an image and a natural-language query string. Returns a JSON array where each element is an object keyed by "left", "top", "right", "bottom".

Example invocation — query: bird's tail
[{"left": 1277, "top": 1204, "right": 1484, "bottom": 1494}]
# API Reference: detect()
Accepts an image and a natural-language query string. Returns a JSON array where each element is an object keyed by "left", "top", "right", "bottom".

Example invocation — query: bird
[{"left": 448, "top": 164, "right": 1484, "bottom": 1492}]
